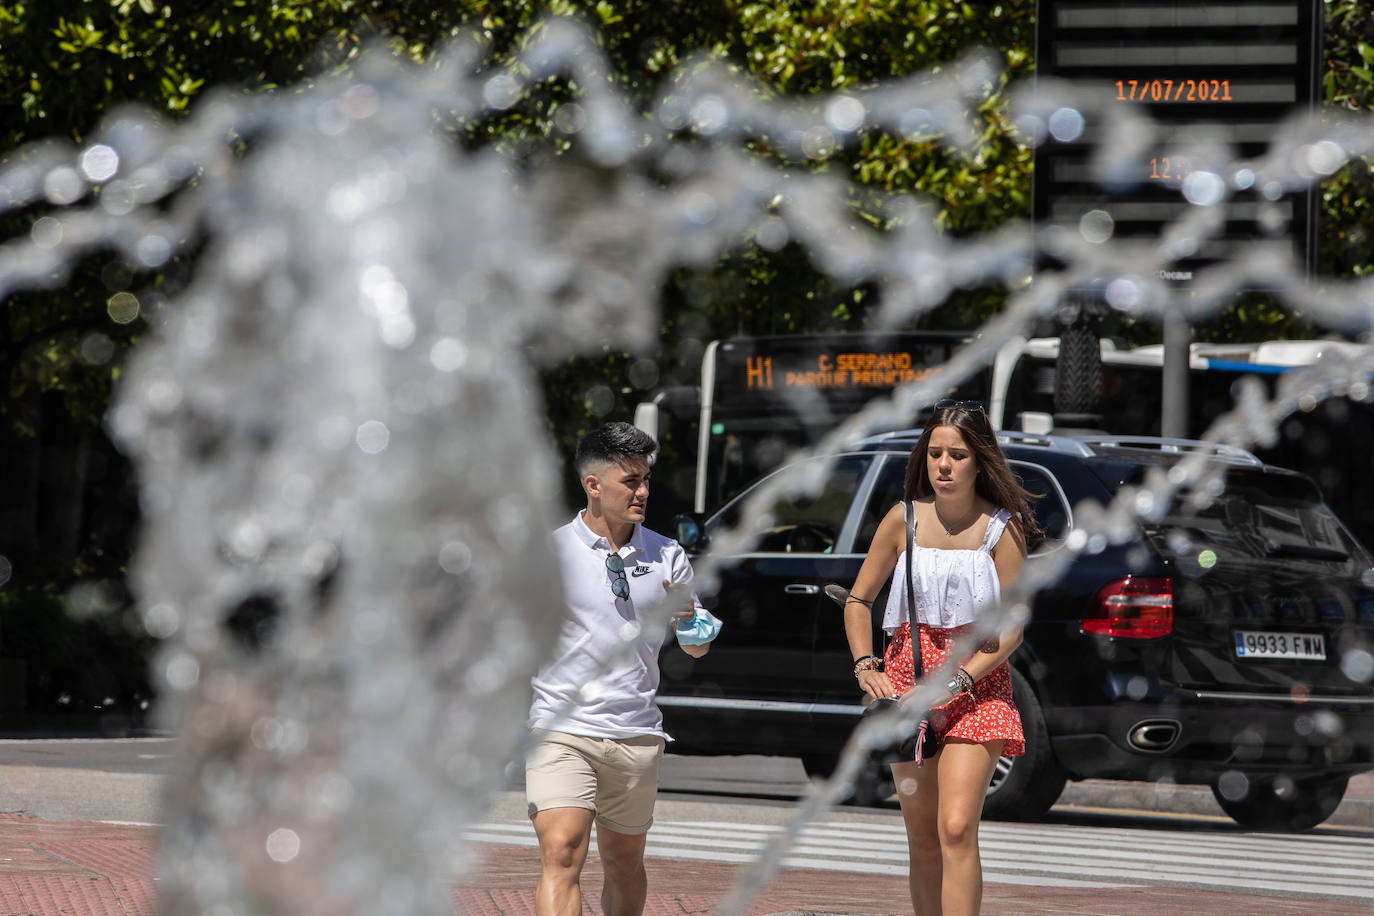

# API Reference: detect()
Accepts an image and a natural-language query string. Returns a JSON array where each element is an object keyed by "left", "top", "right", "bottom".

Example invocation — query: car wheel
[
  {"left": 801, "top": 753, "right": 894, "bottom": 807},
  {"left": 1210, "top": 773, "right": 1349, "bottom": 831},
  {"left": 982, "top": 667, "right": 1067, "bottom": 821}
]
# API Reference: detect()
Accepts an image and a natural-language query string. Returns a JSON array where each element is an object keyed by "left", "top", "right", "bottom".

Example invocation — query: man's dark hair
[{"left": 575, "top": 421, "right": 657, "bottom": 479}]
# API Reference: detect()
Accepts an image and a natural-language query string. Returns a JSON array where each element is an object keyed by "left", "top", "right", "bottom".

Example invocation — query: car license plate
[{"left": 1234, "top": 630, "right": 1326, "bottom": 660}]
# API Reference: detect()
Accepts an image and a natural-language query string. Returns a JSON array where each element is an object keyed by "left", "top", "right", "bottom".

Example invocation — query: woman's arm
[
  {"left": 844, "top": 502, "right": 906, "bottom": 700},
  {"left": 950, "top": 515, "right": 1028, "bottom": 689}
]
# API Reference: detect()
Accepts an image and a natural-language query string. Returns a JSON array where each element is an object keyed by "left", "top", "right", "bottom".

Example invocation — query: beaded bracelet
[
  {"left": 853, "top": 655, "right": 883, "bottom": 676},
  {"left": 955, "top": 666, "right": 975, "bottom": 694}
]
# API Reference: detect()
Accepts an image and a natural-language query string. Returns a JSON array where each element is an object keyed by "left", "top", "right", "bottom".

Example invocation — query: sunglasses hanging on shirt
[{"left": 606, "top": 553, "right": 630, "bottom": 599}]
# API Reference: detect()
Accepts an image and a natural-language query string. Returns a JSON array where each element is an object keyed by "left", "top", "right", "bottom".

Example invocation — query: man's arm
[{"left": 663, "top": 580, "right": 713, "bottom": 657}]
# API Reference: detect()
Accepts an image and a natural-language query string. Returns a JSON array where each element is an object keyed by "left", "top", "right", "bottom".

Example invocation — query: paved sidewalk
[
  {"left": 0, "top": 814, "right": 155, "bottom": 916},
  {"left": 0, "top": 772, "right": 1370, "bottom": 915},
  {"left": 2, "top": 806, "right": 1371, "bottom": 916},
  {"left": 459, "top": 840, "right": 1371, "bottom": 916}
]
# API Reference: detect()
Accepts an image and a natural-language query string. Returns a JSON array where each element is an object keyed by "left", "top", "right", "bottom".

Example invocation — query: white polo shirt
[{"left": 528, "top": 511, "right": 704, "bottom": 740}]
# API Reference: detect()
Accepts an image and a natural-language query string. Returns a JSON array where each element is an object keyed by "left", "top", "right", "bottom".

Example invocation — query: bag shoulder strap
[{"left": 903, "top": 499, "right": 922, "bottom": 679}]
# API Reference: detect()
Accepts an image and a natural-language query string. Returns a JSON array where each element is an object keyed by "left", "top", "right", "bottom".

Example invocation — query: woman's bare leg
[
  {"left": 933, "top": 740, "right": 1003, "bottom": 916},
  {"left": 892, "top": 758, "right": 943, "bottom": 915}
]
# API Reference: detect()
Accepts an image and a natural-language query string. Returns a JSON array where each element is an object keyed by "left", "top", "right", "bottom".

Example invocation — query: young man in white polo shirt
[{"left": 527, "top": 421, "right": 721, "bottom": 916}]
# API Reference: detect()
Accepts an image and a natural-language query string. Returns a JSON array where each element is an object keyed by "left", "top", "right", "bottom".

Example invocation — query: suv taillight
[{"left": 1082, "top": 577, "right": 1173, "bottom": 639}]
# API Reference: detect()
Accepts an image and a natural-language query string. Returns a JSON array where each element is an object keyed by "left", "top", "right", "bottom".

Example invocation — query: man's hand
[
  {"left": 663, "top": 580, "right": 695, "bottom": 622},
  {"left": 664, "top": 579, "right": 712, "bottom": 657}
]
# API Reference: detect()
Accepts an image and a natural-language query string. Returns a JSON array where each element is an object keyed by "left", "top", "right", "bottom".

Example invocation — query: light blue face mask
[{"left": 675, "top": 607, "right": 722, "bottom": 646}]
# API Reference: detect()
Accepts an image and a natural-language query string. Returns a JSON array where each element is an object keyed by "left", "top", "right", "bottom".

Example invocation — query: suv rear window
[{"left": 1142, "top": 468, "right": 1369, "bottom": 573}]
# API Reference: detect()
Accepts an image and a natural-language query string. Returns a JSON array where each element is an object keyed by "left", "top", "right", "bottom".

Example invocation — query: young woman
[{"left": 842, "top": 401, "right": 1041, "bottom": 916}]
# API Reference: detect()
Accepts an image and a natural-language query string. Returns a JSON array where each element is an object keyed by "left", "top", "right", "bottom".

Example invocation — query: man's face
[{"left": 591, "top": 456, "right": 651, "bottom": 526}]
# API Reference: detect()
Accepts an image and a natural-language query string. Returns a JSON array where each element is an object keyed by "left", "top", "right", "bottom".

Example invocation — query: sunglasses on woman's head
[
  {"left": 606, "top": 553, "right": 630, "bottom": 600},
  {"left": 934, "top": 398, "right": 986, "bottom": 414}
]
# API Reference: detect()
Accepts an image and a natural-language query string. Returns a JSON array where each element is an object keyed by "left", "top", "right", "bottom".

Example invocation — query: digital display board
[
  {"left": 709, "top": 332, "right": 975, "bottom": 410},
  {"left": 1033, "top": 1, "right": 1322, "bottom": 288}
]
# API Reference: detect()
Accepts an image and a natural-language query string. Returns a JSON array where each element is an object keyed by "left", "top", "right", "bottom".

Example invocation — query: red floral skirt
[{"left": 883, "top": 621, "right": 1024, "bottom": 757}]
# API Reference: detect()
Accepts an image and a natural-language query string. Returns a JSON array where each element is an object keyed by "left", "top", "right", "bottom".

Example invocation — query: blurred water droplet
[
  {"left": 690, "top": 95, "right": 728, "bottom": 134},
  {"left": 80, "top": 144, "right": 120, "bottom": 182},
  {"left": 482, "top": 73, "right": 521, "bottom": 110},
  {"left": 1304, "top": 140, "right": 1345, "bottom": 177},
  {"left": 1078, "top": 209, "right": 1113, "bottom": 244},
  {"left": 143, "top": 603, "right": 181, "bottom": 638},
  {"left": 165, "top": 652, "right": 200, "bottom": 691},
  {"left": 681, "top": 190, "right": 719, "bottom": 226},
  {"left": 801, "top": 125, "right": 836, "bottom": 159},
  {"left": 100, "top": 179, "right": 137, "bottom": 215},
  {"left": 30, "top": 216, "right": 62, "bottom": 248},
  {"left": 754, "top": 217, "right": 788, "bottom": 252},
  {"left": 265, "top": 828, "right": 301, "bottom": 863},
  {"left": 44, "top": 166, "right": 84, "bottom": 204},
  {"left": 584, "top": 384, "right": 615, "bottom": 416},
  {"left": 900, "top": 107, "right": 935, "bottom": 138},
  {"left": 81, "top": 332, "right": 116, "bottom": 364},
  {"left": 1106, "top": 276, "right": 1144, "bottom": 313},
  {"left": 1216, "top": 770, "right": 1250, "bottom": 801},
  {"left": 438, "top": 541, "right": 473, "bottom": 575},
  {"left": 1313, "top": 710, "right": 1343, "bottom": 737},
  {"left": 1182, "top": 171, "right": 1225, "bottom": 206},
  {"left": 302, "top": 540, "right": 339, "bottom": 578},
  {"left": 553, "top": 102, "right": 587, "bottom": 134},
  {"left": 107, "top": 293, "right": 141, "bottom": 327},
  {"left": 136, "top": 234, "right": 171, "bottom": 267},
  {"left": 826, "top": 96, "right": 865, "bottom": 134},
  {"left": 343, "top": 84, "right": 379, "bottom": 120},
  {"left": 1341, "top": 648, "right": 1374, "bottom": 683},
  {"left": 1047, "top": 107, "right": 1084, "bottom": 142},
  {"left": 355, "top": 420, "right": 391, "bottom": 454},
  {"left": 628, "top": 358, "right": 659, "bottom": 390},
  {"left": 227, "top": 519, "right": 269, "bottom": 562}
]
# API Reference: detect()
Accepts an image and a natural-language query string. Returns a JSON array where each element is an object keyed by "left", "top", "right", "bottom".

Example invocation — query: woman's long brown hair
[{"left": 901, "top": 403, "right": 1044, "bottom": 542}]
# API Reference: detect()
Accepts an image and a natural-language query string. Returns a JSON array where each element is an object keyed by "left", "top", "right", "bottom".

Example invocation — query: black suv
[{"left": 658, "top": 431, "right": 1374, "bottom": 830}]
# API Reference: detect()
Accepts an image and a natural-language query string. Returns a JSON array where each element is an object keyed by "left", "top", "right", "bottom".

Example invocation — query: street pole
[{"left": 1161, "top": 313, "right": 1190, "bottom": 439}]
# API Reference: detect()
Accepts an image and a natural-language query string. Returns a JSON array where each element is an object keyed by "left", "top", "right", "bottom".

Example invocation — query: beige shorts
[{"left": 525, "top": 730, "right": 666, "bottom": 835}]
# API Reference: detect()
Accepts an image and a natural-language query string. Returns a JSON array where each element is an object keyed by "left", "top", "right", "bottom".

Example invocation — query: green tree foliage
[
  {"left": 0, "top": 0, "right": 1370, "bottom": 577},
  {"left": 1319, "top": 0, "right": 1374, "bottom": 280}
]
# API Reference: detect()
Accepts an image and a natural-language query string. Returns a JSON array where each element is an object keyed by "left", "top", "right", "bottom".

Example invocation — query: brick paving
[
  {"left": 0, "top": 814, "right": 155, "bottom": 916},
  {"left": 1, "top": 811, "right": 1370, "bottom": 916}
]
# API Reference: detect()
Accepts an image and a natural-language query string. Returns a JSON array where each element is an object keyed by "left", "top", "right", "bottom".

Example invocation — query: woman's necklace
[{"left": 934, "top": 502, "right": 978, "bottom": 536}]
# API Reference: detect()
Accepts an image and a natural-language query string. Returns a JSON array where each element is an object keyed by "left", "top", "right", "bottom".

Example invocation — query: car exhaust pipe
[{"left": 1127, "top": 719, "right": 1180, "bottom": 752}]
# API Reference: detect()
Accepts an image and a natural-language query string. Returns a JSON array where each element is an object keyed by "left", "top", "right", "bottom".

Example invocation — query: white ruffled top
[{"left": 882, "top": 506, "right": 1011, "bottom": 633}]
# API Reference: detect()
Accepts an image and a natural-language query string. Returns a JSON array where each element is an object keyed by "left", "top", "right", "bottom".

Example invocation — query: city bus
[
  {"left": 633, "top": 332, "right": 990, "bottom": 522},
  {"left": 639, "top": 330, "right": 1371, "bottom": 546}
]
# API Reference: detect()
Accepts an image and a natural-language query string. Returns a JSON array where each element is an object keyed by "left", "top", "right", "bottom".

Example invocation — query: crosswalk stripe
[{"left": 464, "top": 817, "right": 1374, "bottom": 902}]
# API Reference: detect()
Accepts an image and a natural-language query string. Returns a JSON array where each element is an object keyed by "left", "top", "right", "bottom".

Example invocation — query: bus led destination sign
[
  {"left": 710, "top": 332, "right": 973, "bottom": 410},
  {"left": 745, "top": 351, "right": 942, "bottom": 391}
]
